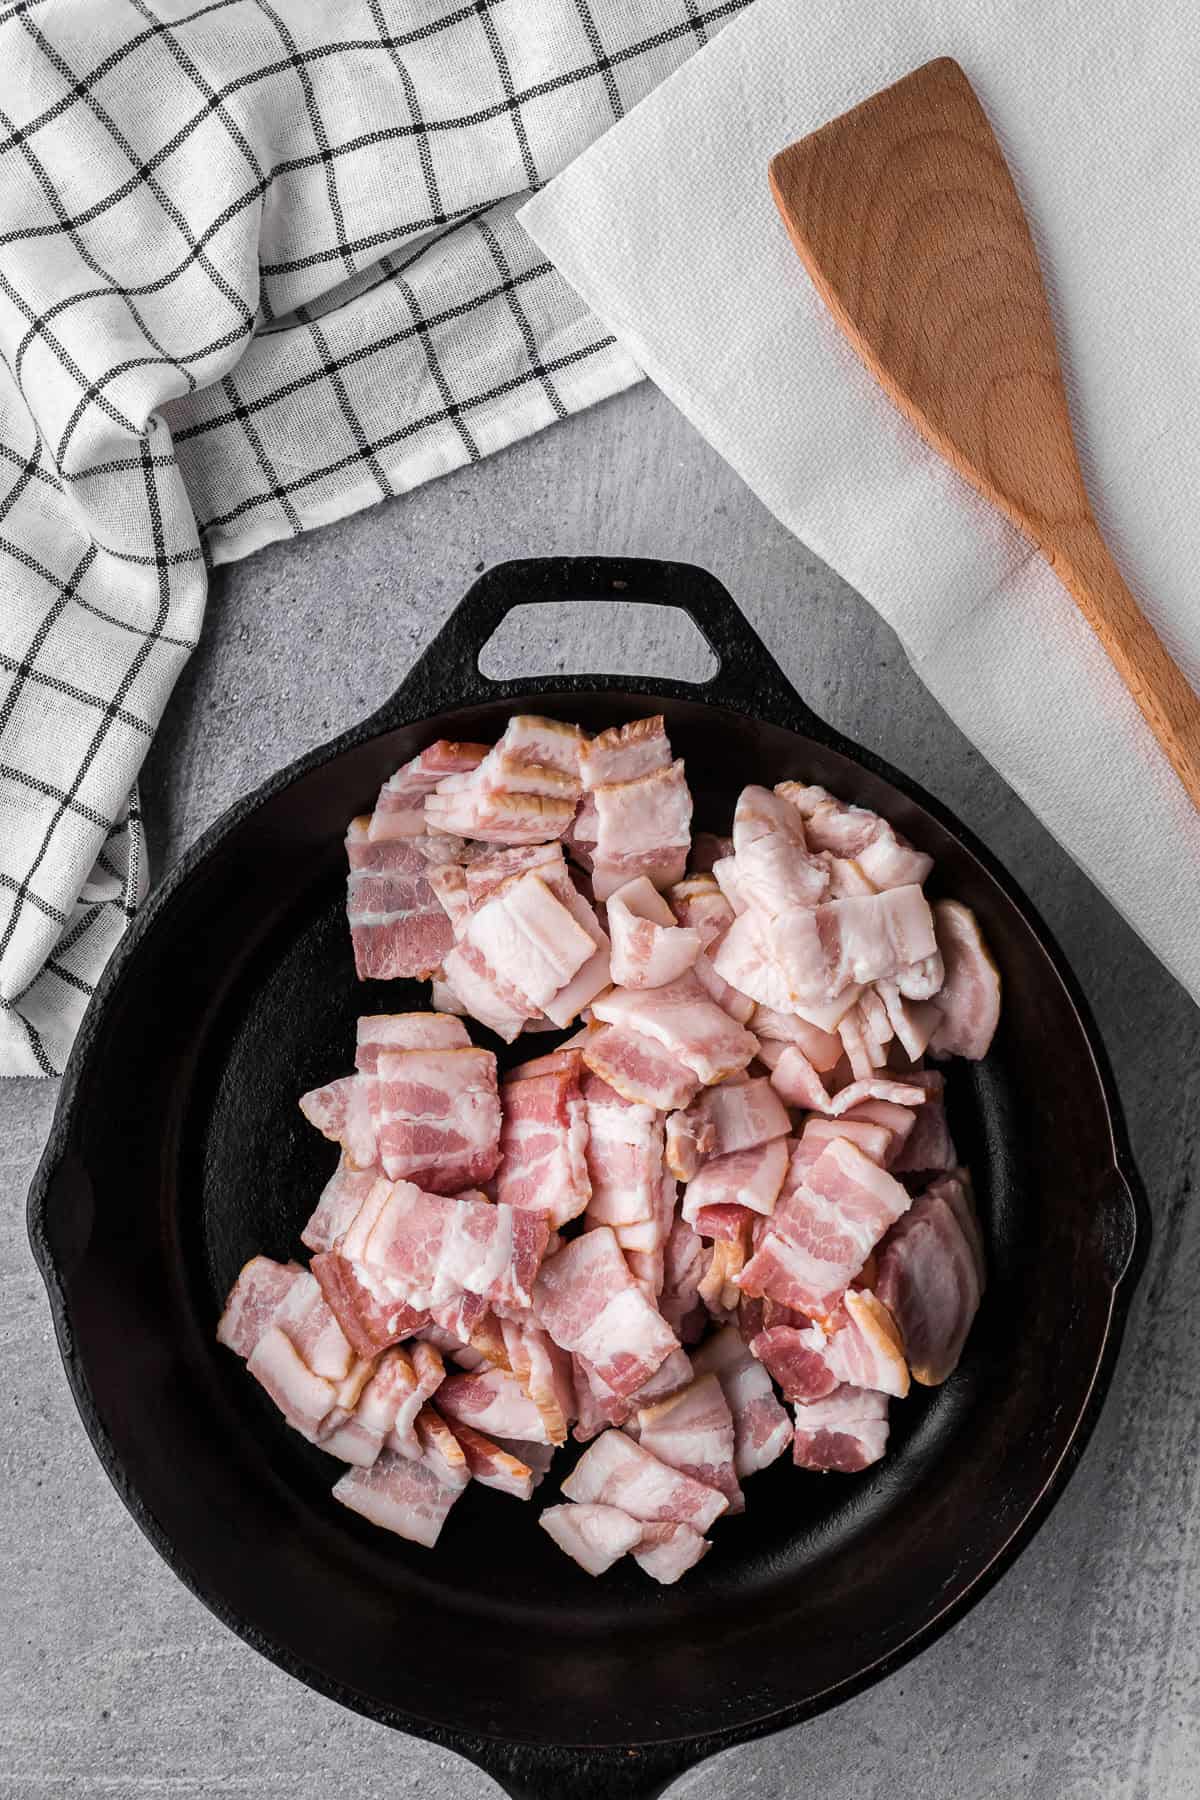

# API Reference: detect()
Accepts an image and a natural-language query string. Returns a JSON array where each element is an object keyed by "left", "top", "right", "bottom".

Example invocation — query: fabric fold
[{"left": 0, "top": 0, "right": 751, "bottom": 1074}]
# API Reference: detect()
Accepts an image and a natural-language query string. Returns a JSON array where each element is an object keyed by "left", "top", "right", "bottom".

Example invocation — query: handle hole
[{"left": 477, "top": 600, "right": 719, "bottom": 685}]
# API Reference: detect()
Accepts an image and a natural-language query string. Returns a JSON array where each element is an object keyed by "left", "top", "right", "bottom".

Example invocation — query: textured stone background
[{"left": 2, "top": 383, "right": 1197, "bottom": 1799}]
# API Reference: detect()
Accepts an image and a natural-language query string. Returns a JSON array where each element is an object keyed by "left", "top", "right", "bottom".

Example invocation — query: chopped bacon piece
[
  {"left": 582, "top": 1022, "right": 701, "bottom": 1111},
  {"left": 876, "top": 979, "right": 942, "bottom": 1060},
  {"left": 333, "top": 1447, "right": 464, "bottom": 1547},
  {"left": 632, "top": 1521, "right": 712, "bottom": 1583},
  {"left": 368, "top": 741, "right": 488, "bottom": 841},
  {"left": 298, "top": 1073, "right": 376, "bottom": 1170},
  {"left": 533, "top": 1227, "right": 678, "bottom": 1399},
  {"left": 668, "top": 873, "right": 734, "bottom": 945},
  {"left": 792, "top": 1385, "right": 890, "bottom": 1471},
  {"left": 691, "top": 1326, "right": 793, "bottom": 1476},
  {"left": 384, "top": 1340, "right": 447, "bottom": 1454},
  {"left": 246, "top": 1327, "right": 338, "bottom": 1433},
  {"left": 356, "top": 1182, "right": 548, "bottom": 1313},
  {"left": 580, "top": 717, "right": 673, "bottom": 788},
  {"left": 820, "top": 1291, "right": 909, "bottom": 1396},
  {"left": 731, "top": 785, "right": 829, "bottom": 913},
  {"left": 440, "top": 1417, "right": 537, "bottom": 1499},
  {"left": 769, "top": 886, "right": 937, "bottom": 1005},
  {"left": 412, "top": 1405, "right": 471, "bottom": 1489},
  {"left": 928, "top": 901, "right": 1002, "bottom": 1060},
  {"left": 816, "top": 1077, "right": 928, "bottom": 1117},
  {"left": 876, "top": 1185, "right": 982, "bottom": 1384},
  {"left": 776, "top": 785, "right": 933, "bottom": 892},
  {"left": 665, "top": 1107, "right": 717, "bottom": 1181},
  {"left": 310, "top": 1250, "right": 428, "bottom": 1358},
  {"left": 499, "top": 1317, "right": 575, "bottom": 1444},
  {"left": 562, "top": 1428, "right": 728, "bottom": 1531},
  {"left": 572, "top": 1344, "right": 693, "bottom": 1439},
  {"left": 637, "top": 1373, "right": 744, "bottom": 1513},
  {"left": 682, "top": 1139, "right": 790, "bottom": 1226},
  {"left": 435, "top": 1366, "right": 551, "bottom": 1443},
  {"left": 607, "top": 876, "right": 701, "bottom": 988},
  {"left": 841, "top": 1098, "right": 918, "bottom": 1165},
  {"left": 268, "top": 1269, "right": 357, "bottom": 1380},
  {"left": 422, "top": 718, "right": 582, "bottom": 841},
  {"left": 737, "top": 1138, "right": 911, "bottom": 1315},
  {"left": 660, "top": 1216, "right": 708, "bottom": 1343},
  {"left": 890, "top": 1072, "right": 958, "bottom": 1174},
  {"left": 439, "top": 941, "right": 541, "bottom": 1042},
  {"left": 539, "top": 1502, "right": 643, "bottom": 1576},
  {"left": 591, "top": 759, "right": 693, "bottom": 901},
  {"left": 798, "top": 1114, "right": 895, "bottom": 1169},
  {"left": 373, "top": 1045, "right": 501, "bottom": 1192},
  {"left": 582, "top": 1074, "right": 662, "bottom": 1230},
  {"left": 749, "top": 1007, "right": 843, "bottom": 1070},
  {"left": 592, "top": 972, "right": 757, "bottom": 1086},
  {"left": 690, "top": 1077, "right": 790, "bottom": 1157},
  {"left": 625, "top": 1247, "right": 665, "bottom": 1295},
  {"left": 463, "top": 873, "right": 597, "bottom": 1010},
  {"left": 710, "top": 908, "right": 793, "bottom": 1012},
  {"left": 497, "top": 1056, "right": 591, "bottom": 1228},
  {"left": 356, "top": 1011, "right": 469, "bottom": 1068},
  {"left": 750, "top": 1324, "right": 838, "bottom": 1402},
  {"left": 765, "top": 1043, "right": 832, "bottom": 1111},
  {"left": 345, "top": 820, "right": 463, "bottom": 979},
  {"left": 929, "top": 1171, "right": 986, "bottom": 1290},
  {"left": 217, "top": 1255, "right": 304, "bottom": 1358},
  {"left": 425, "top": 787, "right": 576, "bottom": 843}
]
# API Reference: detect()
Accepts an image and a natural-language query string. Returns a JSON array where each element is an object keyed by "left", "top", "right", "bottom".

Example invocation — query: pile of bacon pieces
[{"left": 219, "top": 714, "right": 1000, "bottom": 1584}]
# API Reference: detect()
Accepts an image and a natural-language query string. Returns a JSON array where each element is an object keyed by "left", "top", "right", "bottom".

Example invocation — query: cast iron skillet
[{"left": 29, "top": 558, "right": 1148, "bottom": 1800}]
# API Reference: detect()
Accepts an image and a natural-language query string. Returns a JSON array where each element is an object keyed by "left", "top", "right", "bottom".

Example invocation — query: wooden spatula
[{"left": 769, "top": 56, "right": 1200, "bottom": 810}]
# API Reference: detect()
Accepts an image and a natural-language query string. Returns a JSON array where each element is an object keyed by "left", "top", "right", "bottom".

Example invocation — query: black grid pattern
[{"left": 0, "top": 0, "right": 751, "bottom": 1074}]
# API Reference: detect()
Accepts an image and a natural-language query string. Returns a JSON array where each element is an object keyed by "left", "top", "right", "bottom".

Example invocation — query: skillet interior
[{"left": 29, "top": 562, "right": 1144, "bottom": 1779}]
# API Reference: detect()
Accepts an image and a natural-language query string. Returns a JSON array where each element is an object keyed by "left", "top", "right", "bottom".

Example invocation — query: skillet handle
[
  {"left": 460, "top": 1739, "right": 704, "bottom": 1800},
  {"left": 365, "top": 555, "right": 815, "bottom": 730}
]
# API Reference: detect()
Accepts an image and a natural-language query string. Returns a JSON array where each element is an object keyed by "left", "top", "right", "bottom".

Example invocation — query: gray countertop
[{"left": 3, "top": 383, "right": 1197, "bottom": 1800}]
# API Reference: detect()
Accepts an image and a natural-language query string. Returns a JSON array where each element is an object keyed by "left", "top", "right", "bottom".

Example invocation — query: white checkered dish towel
[{"left": 0, "top": 0, "right": 752, "bottom": 1075}]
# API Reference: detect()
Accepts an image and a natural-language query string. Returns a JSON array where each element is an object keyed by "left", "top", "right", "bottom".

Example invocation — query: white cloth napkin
[
  {"left": 0, "top": 0, "right": 753, "bottom": 1075},
  {"left": 520, "top": 0, "right": 1200, "bottom": 1010}
]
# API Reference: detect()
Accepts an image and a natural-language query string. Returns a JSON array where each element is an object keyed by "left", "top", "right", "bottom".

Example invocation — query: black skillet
[{"left": 28, "top": 557, "right": 1148, "bottom": 1800}]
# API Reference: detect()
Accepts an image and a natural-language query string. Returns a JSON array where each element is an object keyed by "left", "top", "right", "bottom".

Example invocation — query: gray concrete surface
[{"left": 2, "top": 381, "right": 1198, "bottom": 1799}]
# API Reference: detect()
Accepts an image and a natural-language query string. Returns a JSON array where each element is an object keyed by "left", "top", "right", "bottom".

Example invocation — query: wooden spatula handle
[
  {"left": 1052, "top": 518, "right": 1200, "bottom": 802},
  {"left": 769, "top": 56, "right": 1200, "bottom": 812}
]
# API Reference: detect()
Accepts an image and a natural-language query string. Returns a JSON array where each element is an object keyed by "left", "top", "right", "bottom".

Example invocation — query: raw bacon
[
  {"left": 375, "top": 1045, "right": 501, "bottom": 1191},
  {"left": 691, "top": 1326, "right": 793, "bottom": 1477},
  {"left": 632, "top": 1521, "right": 712, "bottom": 1583},
  {"left": 333, "top": 1447, "right": 463, "bottom": 1547},
  {"left": 497, "top": 1054, "right": 591, "bottom": 1228},
  {"left": 876, "top": 1184, "right": 982, "bottom": 1384},
  {"left": 792, "top": 1385, "right": 890, "bottom": 1472},
  {"left": 368, "top": 741, "right": 487, "bottom": 841},
  {"left": 436, "top": 1366, "right": 552, "bottom": 1443},
  {"left": 354, "top": 1181, "right": 548, "bottom": 1314},
  {"left": 591, "top": 972, "right": 758, "bottom": 1086},
  {"left": 637, "top": 1373, "right": 744, "bottom": 1513},
  {"left": 533, "top": 1227, "right": 678, "bottom": 1399},
  {"left": 928, "top": 900, "right": 1002, "bottom": 1060},
  {"left": 346, "top": 819, "right": 462, "bottom": 980},
  {"left": 608, "top": 876, "right": 701, "bottom": 988},
  {"left": 561, "top": 1428, "right": 728, "bottom": 1531},
  {"left": 539, "top": 1502, "right": 643, "bottom": 1575},
  {"left": 591, "top": 759, "right": 693, "bottom": 901}
]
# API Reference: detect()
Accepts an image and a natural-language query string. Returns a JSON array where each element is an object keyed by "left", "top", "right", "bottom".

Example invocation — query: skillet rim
[{"left": 26, "top": 557, "right": 1150, "bottom": 1794}]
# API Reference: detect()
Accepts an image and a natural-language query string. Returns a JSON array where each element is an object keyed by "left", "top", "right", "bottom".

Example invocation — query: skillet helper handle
[
  {"left": 462, "top": 1739, "right": 702, "bottom": 1800},
  {"left": 366, "top": 555, "right": 812, "bottom": 730}
]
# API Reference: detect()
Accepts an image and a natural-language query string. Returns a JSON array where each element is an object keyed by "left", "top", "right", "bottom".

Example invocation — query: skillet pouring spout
[{"left": 28, "top": 556, "right": 1147, "bottom": 1780}]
